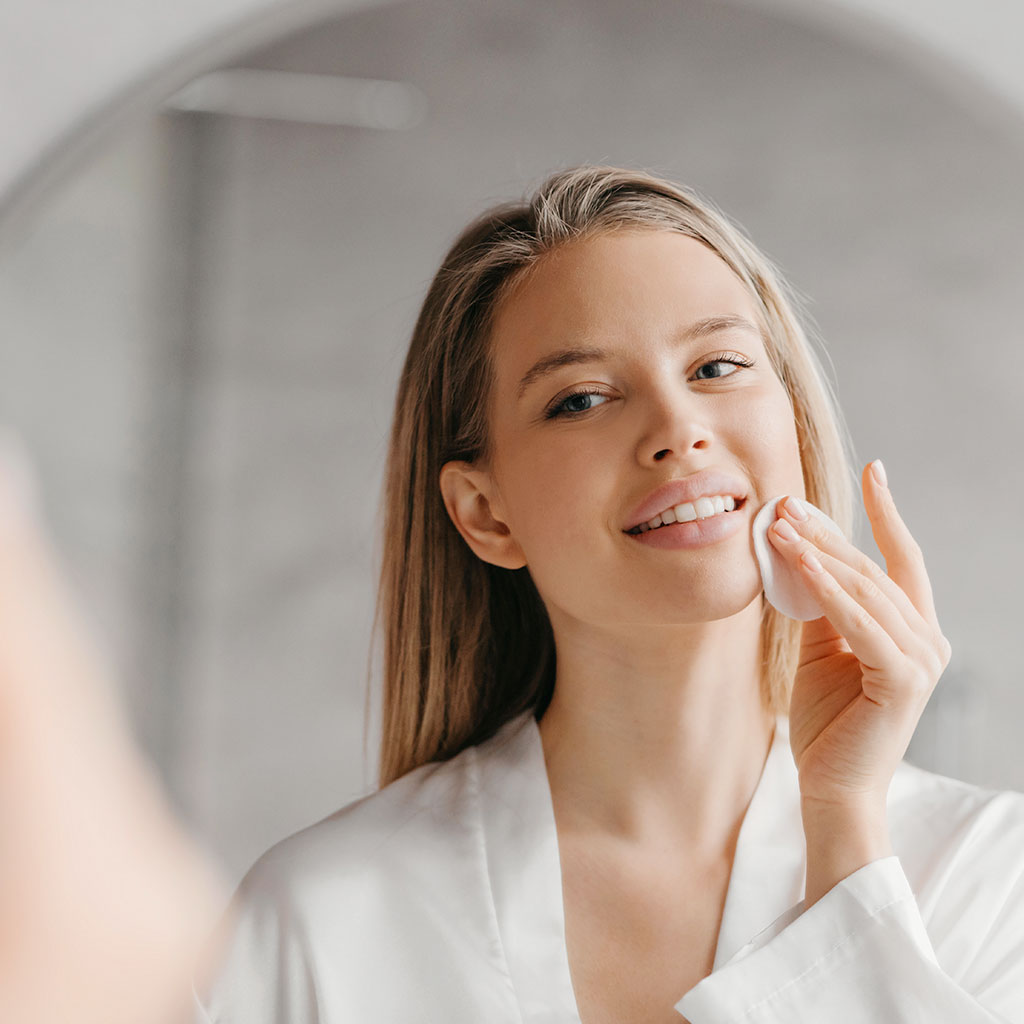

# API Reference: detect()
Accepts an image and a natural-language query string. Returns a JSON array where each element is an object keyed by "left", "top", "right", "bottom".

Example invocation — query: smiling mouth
[{"left": 626, "top": 496, "right": 747, "bottom": 534}]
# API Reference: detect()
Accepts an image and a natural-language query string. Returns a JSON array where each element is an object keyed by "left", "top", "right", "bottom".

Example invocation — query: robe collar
[{"left": 473, "top": 710, "right": 805, "bottom": 1021}]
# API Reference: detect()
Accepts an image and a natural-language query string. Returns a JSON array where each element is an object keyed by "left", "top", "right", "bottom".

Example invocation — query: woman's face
[{"left": 474, "top": 228, "right": 805, "bottom": 627}]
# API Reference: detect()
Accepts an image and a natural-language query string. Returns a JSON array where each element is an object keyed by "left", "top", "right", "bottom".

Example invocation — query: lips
[{"left": 622, "top": 470, "right": 749, "bottom": 532}]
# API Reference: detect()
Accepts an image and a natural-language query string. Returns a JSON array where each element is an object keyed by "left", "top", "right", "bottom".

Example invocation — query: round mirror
[{"left": 3, "top": 0, "right": 1023, "bottom": 883}]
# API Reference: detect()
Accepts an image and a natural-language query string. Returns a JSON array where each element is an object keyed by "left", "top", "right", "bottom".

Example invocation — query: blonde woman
[{"left": 197, "top": 166, "right": 1024, "bottom": 1023}]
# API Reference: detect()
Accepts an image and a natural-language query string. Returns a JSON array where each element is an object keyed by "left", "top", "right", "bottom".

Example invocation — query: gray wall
[
  {"left": 3, "top": 0, "right": 1024, "bottom": 882},
  {"left": 5, "top": 0, "right": 1024, "bottom": 214}
]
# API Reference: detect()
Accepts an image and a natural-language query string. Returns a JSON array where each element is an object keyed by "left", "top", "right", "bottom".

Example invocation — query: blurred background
[{"left": 1, "top": 0, "right": 1023, "bottom": 886}]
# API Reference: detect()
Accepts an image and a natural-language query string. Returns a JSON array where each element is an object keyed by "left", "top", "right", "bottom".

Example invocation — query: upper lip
[{"left": 622, "top": 470, "right": 749, "bottom": 531}]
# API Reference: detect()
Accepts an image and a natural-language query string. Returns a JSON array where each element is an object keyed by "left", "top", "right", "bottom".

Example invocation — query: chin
[
  {"left": 605, "top": 567, "right": 765, "bottom": 626},
  {"left": 702, "top": 587, "right": 764, "bottom": 623}
]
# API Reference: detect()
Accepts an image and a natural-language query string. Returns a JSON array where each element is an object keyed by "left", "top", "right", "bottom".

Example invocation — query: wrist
[{"left": 801, "top": 798, "right": 893, "bottom": 908}]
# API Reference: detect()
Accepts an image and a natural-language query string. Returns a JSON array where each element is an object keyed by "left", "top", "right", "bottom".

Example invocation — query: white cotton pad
[{"left": 752, "top": 495, "right": 845, "bottom": 621}]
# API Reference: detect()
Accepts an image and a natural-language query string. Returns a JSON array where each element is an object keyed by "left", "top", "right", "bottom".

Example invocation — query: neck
[{"left": 537, "top": 597, "right": 776, "bottom": 861}]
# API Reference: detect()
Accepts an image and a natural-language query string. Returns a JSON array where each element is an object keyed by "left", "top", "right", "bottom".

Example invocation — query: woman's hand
[
  {"left": 0, "top": 436, "right": 225, "bottom": 1024},
  {"left": 767, "top": 459, "right": 951, "bottom": 903}
]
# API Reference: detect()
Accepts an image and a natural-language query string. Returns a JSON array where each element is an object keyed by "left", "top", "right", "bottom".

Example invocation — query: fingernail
[
  {"left": 801, "top": 550, "right": 824, "bottom": 573},
  {"left": 773, "top": 518, "right": 800, "bottom": 542},
  {"left": 784, "top": 495, "right": 808, "bottom": 521},
  {"left": 871, "top": 459, "right": 887, "bottom": 488}
]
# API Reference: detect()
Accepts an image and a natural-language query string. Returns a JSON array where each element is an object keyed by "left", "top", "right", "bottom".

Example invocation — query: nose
[{"left": 636, "top": 385, "right": 713, "bottom": 466}]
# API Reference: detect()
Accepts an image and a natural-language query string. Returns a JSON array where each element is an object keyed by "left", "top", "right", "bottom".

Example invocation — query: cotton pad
[{"left": 752, "top": 495, "right": 845, "bottom": 621}]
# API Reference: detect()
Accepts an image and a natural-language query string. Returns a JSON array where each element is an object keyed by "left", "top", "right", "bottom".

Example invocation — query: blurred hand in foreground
[{"left": 0, "top": 435, "right": 226, "bottom": 1024}]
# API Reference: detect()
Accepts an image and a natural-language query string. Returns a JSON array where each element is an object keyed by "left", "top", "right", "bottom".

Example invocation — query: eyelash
[{"left": 543, "top": 353, "right": 756, "bottom": 420}]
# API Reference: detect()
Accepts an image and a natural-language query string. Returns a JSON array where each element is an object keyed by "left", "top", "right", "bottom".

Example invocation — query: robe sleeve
[{"left": 676, "top": 855, "right": 1024, "bottom": 1023}]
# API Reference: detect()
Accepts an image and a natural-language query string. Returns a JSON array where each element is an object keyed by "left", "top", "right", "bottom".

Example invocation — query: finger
[
  {"left": 862, "top": 460, "right": 940, "bottom": 628},
  {"left": 769, "top": 516, "right": 921, "bottom": 657},
  {"left": 777, "top": 534, "right": 907, "bottom": 685},
  {"left": 774, "top": 494, "right": 930, "bottom": 636}
]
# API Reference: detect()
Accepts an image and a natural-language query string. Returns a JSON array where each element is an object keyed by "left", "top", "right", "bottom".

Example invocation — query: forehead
[{"left": 489, "top": 229, "right": 762, "bottom": 380}]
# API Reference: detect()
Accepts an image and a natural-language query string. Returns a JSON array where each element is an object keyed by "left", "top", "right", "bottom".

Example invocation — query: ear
[{"left": 438, "top": 460, "right": 527, "bottom": 570}]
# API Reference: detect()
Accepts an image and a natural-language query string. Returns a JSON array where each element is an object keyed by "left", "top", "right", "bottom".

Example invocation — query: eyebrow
[{"left": 515, "top": 314, "right": 764, "bottom": 401}]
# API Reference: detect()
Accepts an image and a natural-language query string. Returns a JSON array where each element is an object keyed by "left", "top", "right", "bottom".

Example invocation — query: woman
[{"left": 196, "top": 166, "right": 1024, "bottom": 1022}]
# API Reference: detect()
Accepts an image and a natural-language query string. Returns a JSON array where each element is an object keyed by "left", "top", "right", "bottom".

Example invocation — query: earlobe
[{"left": 438, "top": 461, "right": 527, "bottom": 570}]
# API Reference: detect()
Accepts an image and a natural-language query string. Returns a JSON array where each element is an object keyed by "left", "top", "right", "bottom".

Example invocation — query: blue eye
[
  {"left": 543, "top": 354, "right": 755, "bottom": 420},
  {"left": 692, "top": 355, "right": 754, "bottom": 380},
  {"left": 545, "top": 388, "right": 609, "bottom": 419}
]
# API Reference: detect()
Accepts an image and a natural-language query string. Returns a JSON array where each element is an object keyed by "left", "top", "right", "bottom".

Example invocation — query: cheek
[
  {"left": 747, "top": 396, "right": 803, "bottom": 486},
  {"left": 500, "top": 440, "right": 603, "bottom": 550}
]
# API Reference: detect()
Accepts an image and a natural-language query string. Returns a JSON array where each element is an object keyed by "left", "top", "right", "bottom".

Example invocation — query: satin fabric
[{"left": 195, "top": 712, "right": 1024, "bottom": 1022}]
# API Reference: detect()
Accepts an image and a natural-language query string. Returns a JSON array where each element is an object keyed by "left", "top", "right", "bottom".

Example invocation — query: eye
[
  {"left": 691, "top": 353, "right": 755, "bottom": 381},
  {"left": 543, "top": 352, "right": 756, "bottom": 421},
  {"left": 544, "top": 387, "right": 611, "bottom": 420}
]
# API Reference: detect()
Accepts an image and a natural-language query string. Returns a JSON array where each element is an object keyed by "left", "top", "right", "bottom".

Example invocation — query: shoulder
[
  {"left": 198, "top": 720, "right": 539, "bottom": 1023},
  {"left": 237, "top": 740, "right": 482, "bottom": 913},
  {"left": 198, "top": 716, "right": 540, "bottom": 1022},
  {"left": 227, "top": 710, "right": 540, "bottom": 921}
]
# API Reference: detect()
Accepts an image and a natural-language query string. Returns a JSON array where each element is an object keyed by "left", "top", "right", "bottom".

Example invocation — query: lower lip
[{"left": 625, "top": 505, "right": 746, "bottom": 549}]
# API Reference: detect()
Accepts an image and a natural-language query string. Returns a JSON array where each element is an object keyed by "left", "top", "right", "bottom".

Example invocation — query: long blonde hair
[{"left": 372, "top": 165, "right": 855, "bottom": 787}]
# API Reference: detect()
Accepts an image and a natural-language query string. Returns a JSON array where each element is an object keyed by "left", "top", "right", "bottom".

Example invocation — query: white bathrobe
[{"left": 195, "top": 712, "right": 1024, "bottom": 1022}]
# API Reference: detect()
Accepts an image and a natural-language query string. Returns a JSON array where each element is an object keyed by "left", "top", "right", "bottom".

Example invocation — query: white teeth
[{"left": 636, "top": 494, "right": 740, "bottom": 533}]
